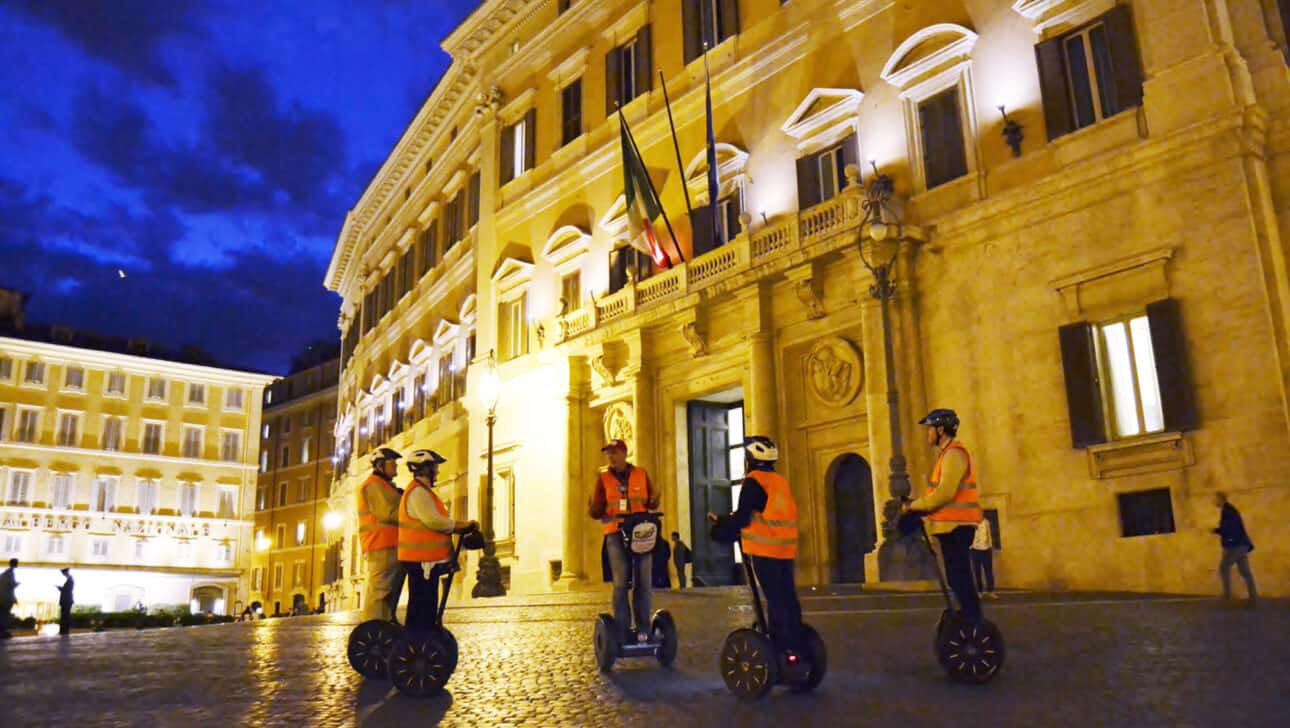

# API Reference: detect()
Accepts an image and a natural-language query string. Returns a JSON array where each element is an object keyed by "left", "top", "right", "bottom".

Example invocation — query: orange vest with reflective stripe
[
  {"left": 397, "top": 481, "right": 453, "bottom": 563},
  {"left": 741, "top": 470, "right": 799, "bottom": 560},
  {"left": 926, "top": 441, "right": 983, "bottom": 524},
  {"left": 356, "top": 474, "right": 399, "bottom": 553},
  {"left": 599, "top": 467, "right": 650, "bottom": 535}
]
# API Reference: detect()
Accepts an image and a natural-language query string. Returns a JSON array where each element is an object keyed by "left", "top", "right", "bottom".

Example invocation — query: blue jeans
[{"left": 605, "top": 534, "right": 652, "bottom": 638}]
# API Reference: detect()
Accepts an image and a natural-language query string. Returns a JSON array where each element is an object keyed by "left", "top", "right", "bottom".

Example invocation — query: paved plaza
[{"left": 1, "top": 587, "right": 1285, "bottom": 727}]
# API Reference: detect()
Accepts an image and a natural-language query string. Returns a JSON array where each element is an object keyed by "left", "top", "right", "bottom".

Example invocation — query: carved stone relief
[
  {"left": 806, "top": 337, "right": 863, "bottom": 406},
  {"left": 794, "top": 277, "right": 826, "bottom": 319},
  {"left": 603, "top": 402, "right": 636, "bottom": 455},
  {"left": 681, "top": 322, "right": 707, "bottom": 357}
]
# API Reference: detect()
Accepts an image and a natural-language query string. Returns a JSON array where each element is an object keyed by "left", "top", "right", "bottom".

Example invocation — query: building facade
[
  {"left": 326, "top": 0, "right": 1290, "bottom": 599},
  {"left": 248, "top": 357, "right": 341, "bottom": 617},
  {"left": 0, "top": 301, "right": 274, "bottom": 617}
]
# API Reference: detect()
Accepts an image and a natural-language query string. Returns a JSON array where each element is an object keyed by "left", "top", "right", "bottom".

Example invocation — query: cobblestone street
[{"left": 1, "top": 588, "right": 1285, "bottom": 727}]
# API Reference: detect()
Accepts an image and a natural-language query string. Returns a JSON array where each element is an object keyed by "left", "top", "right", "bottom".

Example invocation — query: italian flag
[{"left": 620, "top": 115, "right": 671, "bottom": 268}]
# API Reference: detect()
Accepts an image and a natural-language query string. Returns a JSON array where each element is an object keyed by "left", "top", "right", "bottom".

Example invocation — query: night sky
[{"left": 0, "top": 1, "right": 479, "bottom": 374}]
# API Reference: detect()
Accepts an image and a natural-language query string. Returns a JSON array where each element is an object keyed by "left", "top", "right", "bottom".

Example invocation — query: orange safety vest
[
  {"left": 397, "top": 481, "right": 453, "bottom": 563},
  {"left": 926, "top": 441, "right": 983, "bottom": 524},
  {"left": 599, "top": 466, "right": 650, "bottom": 535},
  {"left": 741, "top": 470, "right": 799, "bottom": 560},
  {"left": 356, "top": 473, "right": 399, "bottom": 553}
]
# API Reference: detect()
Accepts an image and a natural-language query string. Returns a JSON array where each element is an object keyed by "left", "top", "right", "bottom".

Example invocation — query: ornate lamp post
[{"left": 473, "top": 350, "right": 506, "bottom": 597}]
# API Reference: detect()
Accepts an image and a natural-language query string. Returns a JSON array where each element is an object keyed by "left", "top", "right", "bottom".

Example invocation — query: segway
[
  {"left": 719, "top": 547, "right": 827, "bottom": 700},
  {"left": 593, "top": 511, "right": 679, "bottom": 673},
  {"left": 900, "top": 510, "right": 1005, "bottom": 684}
]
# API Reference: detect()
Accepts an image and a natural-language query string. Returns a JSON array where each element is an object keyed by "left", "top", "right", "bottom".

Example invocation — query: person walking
[
  {"left": 57, "top": 568, "right": 74, "bottom": 636},
  {"left": 588, "top": 439, "right": 659, "bottom": 644},
  {"left": 1213, "top": 492, "right": 1257, "bottom": 607},
  {"left": 671, "top": 533, "right": 691, "bottom": 589},
  {"left": 356, "top": 448, "right": 407, "bottom": 623},
  {"left": 970, "top": 519, "right": 996, "bottom": 599},
  {"left": 0, "top": 558, "right": 17, "bottom": 639},
  {"left": 652, "top": 535, "right": 672, "bottom": 589}
]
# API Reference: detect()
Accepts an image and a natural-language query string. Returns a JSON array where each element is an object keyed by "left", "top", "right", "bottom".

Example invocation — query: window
[
  {"left": 257, "top": 486, "right": 267, "bottom": 511},
  {"left": 91, "top": 477, "right": 117, "bottom": 513},
  {"left": 501, "top": 110, "right": 536, "bottom": 184},
  {"left": 0, "top": 357, "right": 11, "bottom": 380},
  {"left": 280, "top": 445, "right": 290, "bottom": 468},
  {"left": 102, "top": 416, "right": 124, "bottom": 451},
  {"left": 225, "top": 388, "right": 244, "bottom": 410},
  {"left": 559, "top": 0, "right": 572, "bottom": 12},
  {"left": 64, "top": 366, "right": 85, "bottom": 390},
  {"left": 178, "top": 482, "right": 197, "bottom": 517},
  {"left": 177, "top": 540, "right": 194, "bottom": 563},
  {"left": 302, "top": 411, "right": 314, "bottom": 427},
  {"left": 135, "top": 538, "right": 148, "bottom": 561},
  {"left": 2, "top": 534, "right": 22, "bottom": 555},
  {"left": 6, "top": 471, "right": 32, "bottom": 506},
  {"left": 91, "top": 538, "right": 110, "bottom": 558},
  {"left": 221, "top": 431, "right": 242, "bottom": 462},
  {"left": 606, "top": 27, "right": 651, "bottom": 112},
  {"left": 218, "top": 487, "right": 237, "bottom": 519},
  {"left": 252, "top": 566, "right": 263, "bottom": 591},
  {"left": 262, "top": 423, "right": 270, "bottom": 440},
  {"left": 217, "top": 541, "right": 232, "bottom": 563},
  {"left": 142, "top": 422, "right": 163, "bottom": 455},
  {"left": 918, "top": 87, "right": 968, "bottom": 190},
  {"left": 297, "top": 436, "right": 310, "bottom": 463},
  {"left": 692, "top": 194, "right": 743, "bottom": 258},
  {"left": 1036, "top": 6, "right": 1143, "bottom": 140},
  {"left": 276, "top": 524, "right": 286, "bottom": 549},
  {"left": 283, "top": 416, "right": 292, "bottom": 434},
  {"left": 561, "top": 79, "right": 583, "bottom": 146},
  {"left": 259, "top": 450, "right": 269, "bottom": 473},
  {"left": 560, "top": 271, "right": 582, "bottom": 311},
  {"left": 795, "top": 134, "right": 857, "bottom": 210},
  {"left": 277, "top": 483, "right": 288, "bottom": 508},
  {"left": 298, "top": 479, "right": 310, "bottom": 503},
  {"left": 106, "top": 372, "right": 126, "bottom": 396},
  {"left": 498, "top": 295, "right": 530, "bottom": 362},
  {"left": 56, "top": 412, "right": 80, "bottom": 447},
  {"left": 1097, "top": 316, "right": 1164, "bottom": 439},
  {"left": 418, "top": 226, "right": 438, "bottom": 276},
  {"left": 683, "top": 0, "right": 739, "bottom": 63},
  {"left": 48, "top": 534, "right": 65, "bottom": 556},
  {"left": 137, "top": 480, "right": 157, "bottom": 515},
  {"left": 52, "top": 473, "right": 73, "bottom": 510},
  {"left": 183, "top": 426, "right": 204, "bottom": 459},
  {"left": 293, "top": 561, "right": 305, "bottom": 586},
  {"left": 1118, "top": 488, "right": 1175, "bottom": 537},
  {"left": 274, "top": 563, "right": 284, "bottom": 589},
  {"left": 146, "top": 377, "right": 166, "bottom": 401},
  {"left": 23, "top": 361, "right": 45, "bottom": 385},
  {"left": 444, "top": 190, "right": 462, "bottom": 247},
  {"left": 14, "top": 409, "right": 39, "bottom": 443},
  {"left": 468, "top": 171, "right": 482, "bottom": 228},
  {"left": 296, "top": 521, "right": 307, "bottom": 545},
  {"left": 608, "top": 245, "right": 652, "bottom": 294}
]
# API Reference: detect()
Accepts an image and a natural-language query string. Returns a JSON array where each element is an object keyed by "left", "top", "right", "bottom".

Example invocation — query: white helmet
[
  {"left": 744, "top": 436, "right": 779, "bottom": 463},
  {"left": 405, "top": 449, "right": 446, "bottom": 476},
  {"left": 370, "top": 447, "right": 402, "bottom": 469}
]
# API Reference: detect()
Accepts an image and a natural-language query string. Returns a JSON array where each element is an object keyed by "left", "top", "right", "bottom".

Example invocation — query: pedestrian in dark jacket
[
  {"left": 671, "top": 533, "right": 691, "bottom": 589},
  {"left": 652, "top": 538, "right": 672, "bottom": 589},
  {"left": 57, "top": 568, "right": 74, "bottom": 635},
  {"left": 1212, "top": 492, "right": 1256, "bottom": 607}
]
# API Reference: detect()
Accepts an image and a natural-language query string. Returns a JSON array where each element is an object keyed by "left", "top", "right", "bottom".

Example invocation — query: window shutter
[
  {"left": 683, "top": 0, "right": 702, "bottom": 64},
  {"left": 720, "top": 0, "right": 740, "bottom": 39},
  {"left": 1035, "top": 38, "right": 1073, "bottom": 141},
  {"left": 726, "top": 194, "right": 742, "bottom": 240},
  {"left": 1102, "top": 4, "right": 1144, "bottom": 113},
  {"left": 918, "top": 99, "right": 942, "bottom": 188},
  {"left": 500, "top": 123, "right": 515, "bottom": 184},
  {"left": 523, "top": 108, "right": 537, "bottom": 173},
  {"left": 469, "top": 171, "right": 481, "bottom": 227},
  {"left": 605, "top": 47, "right": 621, "bottom": 114},
  {"left": 635, "top": 25, "right": 653, "bottom": 94},
  {"left": 609, "top": 246, "right": 629, "bottom": 293},
  {"left": 691, "top": 204, "right": 715, "bottom": 258},
  {"left": 1146, "top": 298, "right": 1198, "bottom": 432},
  {"left": 840, "top": 133, "right": 859, "bottom": 191},
  {"left": 795, "top": 154, "right": 820, "bottom": 210},
  {"left": 920, "top": 89, "right": 967, "bottom": 189},
  {"left": 1058, "top": 322, "right": 1108, "bottom": 448}
]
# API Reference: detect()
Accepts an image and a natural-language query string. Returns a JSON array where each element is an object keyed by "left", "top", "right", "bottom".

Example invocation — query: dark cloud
[{"left": 6, "top": 0, "right": 205, "bottom": 87}]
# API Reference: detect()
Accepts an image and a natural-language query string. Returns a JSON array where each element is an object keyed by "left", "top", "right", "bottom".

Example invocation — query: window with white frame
[
  {"left": 64, "top": 366, "right": 85, "bottom": 391},
  {"left": 182, "top": 425, "right": 204, "bottom": 459},
  {"left": 178, "top": 482, "right": 198, "bottom": 517},
  {"left": 47, "top": 534, "right": 66, "bottom": 556},
  {"left": 276, "top": 523, "right": 286, "bottom": 549},
  {"left": 280, "top": 445, "right": 290, "bottom": 468},
  {"left": 7, "top": 470, "right": 32, "bottom": 506},
  {"left": 91, "top": 476, "right": 118, "bottom": 513},
  {"left": 296, "top": 521, "right": 307, "bottom": 545},
  {"left": 91, "top": 538, "right": 110, "bottom": 559},
  {"left": 142, "top": 422, "right": 164, "bottom": 454},
  {"left": 297, "top": 478, "right": 310, "bottom": 503},
  {"left": 56, "top": 412, "right": 80, "bottom": 447},
  {"left": 262, "top": 423, "right": 270, "bottom": 439},
  {"left": 500, "top": 109, "right": 536, "bottom": 184},
  {"left": 52, "top": 473, "right": 73, "bottom": 510},
  {"left": 487, "top": 470, "right": 515, "bottom": 542},
  {"left": 2, "top": 534, "right": 21, "bottom": 555},
  {"left": 560, "top": 271, "right": 582, "bottom": 312},
  {"left": 14, "top": 408, "right": 40, "bottom": 443},
  {"left": 1095, "top": 315, "right": 1164, "bottom": 439},
  {"left": 146, "top": 376, "right": 167, "bottom": 400},
  {"left": 0, "top": 357, "right": 12, "bottom": 381},
  {"left": 259, "top": 450, "right": 268, "bottom": 473},
  {"left": 221, "top": 431, "right": 241, "bottom": 462},
  {"left": 23, "top": 361, "right": 45, "bottom": 385},
  {"left": 277, "top": 483, "right": 288, "bottom": 508},
  {"left": 273, "top": 563, "right": 284, "bottom": 589},
  {"left": 224, "top": 387, "right": 244, "bottom": 410},
  {"left": 218, "top": 486, "right": 236, "bottom": 519},
  {"left": 252, "top": 566, "right": 263, "bottom": 590},
  {"left": 300, "top": 436, "right": 312, "bottom": 464},
  {"left": 497, "top": 294, "right": 530, "bottom": 362},
  {"left": 106, "top": 371, "right": 126, "bottom": 396},
  {"left": 187, "top": 383, "right": 205, "bottom": 406},
  {"left": 102, "top": 416, "right": 124, "bottom": 451},
  {"left": 137, "top": 479, "right": 158, "bottom": 516},
  {"left": 293, "top": 561, "right": 305, "bottom": 586}
]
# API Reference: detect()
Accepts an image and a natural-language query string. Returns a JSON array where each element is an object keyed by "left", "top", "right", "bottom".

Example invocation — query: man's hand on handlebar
[{"left": 453, "top": 520, "right": 479, "bottom": 534}]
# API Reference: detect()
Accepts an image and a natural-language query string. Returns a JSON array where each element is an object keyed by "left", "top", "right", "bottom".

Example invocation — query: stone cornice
[{"left": 0, "top": 337, "right": 276, "bottom": 387}]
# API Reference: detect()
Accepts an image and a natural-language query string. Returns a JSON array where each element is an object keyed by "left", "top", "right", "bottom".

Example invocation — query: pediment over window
[
  {"left": 408, "top": 338, "right": 434, "bottom": 363},
  {"left": 491, "top": 257, "right": 535, "bottom": 298},
  {"left": 367, "top": 374, "right": 389, "bottom": 395},
  {"left": 599, "top": 195, "right": 629, "bottom": 242},
  {"left": 781, "top": 89, "right": 864, "bottom": 153},
  {"left": 433, "top": 319, "right": 461, "bottom": 347},
  {"left": 1011, "top": 0, "right": 1116, "bottom": 36},
  {"left": 542, "top": 225, "right": 592, "bottom": 269},
  {"left": 881, "top": 24, "right": 979, "bottom": 91},
  {"left": 459, "top": 294, "right": 478, "bottom": 323},
  {"left": 387, "top": 359, "right": 409, "bottom": 383},
  {"left": 684, "top": 143, "right": 749, "bottom": 206}
]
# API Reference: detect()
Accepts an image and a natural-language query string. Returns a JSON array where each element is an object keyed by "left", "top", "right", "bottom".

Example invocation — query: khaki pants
[{"left": 363, "top": 549, "right": 405, "bottom": 622}]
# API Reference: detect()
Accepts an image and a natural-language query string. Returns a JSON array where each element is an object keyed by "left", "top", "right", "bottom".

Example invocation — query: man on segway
[
  {"left": 398, "top": 449, "right": 478, "bottom": 631},
  {"left": 357, "top": 447, "right": 407, "bottom": 622},
  {"left": 588, "top": 439, "right": 658, "bottom": 644}
]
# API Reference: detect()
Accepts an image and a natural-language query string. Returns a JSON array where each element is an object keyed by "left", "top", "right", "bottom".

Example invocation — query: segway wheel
[
  {"left": 789, "top": 624, "right": 828, "bottom": 693},
  {"left": 720, "top": 629, "right": 777, "bottom": 701},
  {"left": 935, "top": 613, "right": 1006, "bottom": 685},
  {"left": 651, "top": 610, "right": 678, "bottom": 668},
  {"left": 593, "top": 614, "right": 619, "bottom": 673},
  {"left": 346, "top": 620, "right": 402, "bottom": 679},
  {"left": 388, "top": 631, "right": 455, "bottom": 697},
  {"left": 440, "top": 628, "right": 459, "bottom": 676}
]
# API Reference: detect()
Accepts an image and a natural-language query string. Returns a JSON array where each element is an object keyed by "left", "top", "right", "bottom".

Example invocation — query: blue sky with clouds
[{"left": 0, "top": 0, "right": 479, "bottom": 373}]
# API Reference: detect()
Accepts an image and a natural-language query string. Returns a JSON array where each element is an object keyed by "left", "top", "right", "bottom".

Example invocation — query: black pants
[
  {"left": 674, "top": 559, "right": 687, "bottom": 589},
  {"left": 402, "top": 562, "right": 442, "bottom": 633},
  {"left": 935, "top": 527, "right": 982, "bottom": 621},
  {"left": 971, "top": 549, "right": 995, "bottom": 593},
  {"left": 750, "top": 556, "right": 802, "bottom": 653},
  {"left": 59, "top": 605, "right": 72, "bottom": 635}
]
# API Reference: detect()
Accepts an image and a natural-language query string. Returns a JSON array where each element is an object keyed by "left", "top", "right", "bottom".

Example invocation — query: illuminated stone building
[
  {"left": 327, "top": 0, "right": 1290, "bottom": 599},
  {"left": 0, "top": 291, "right": 274, "bottom": 616}
]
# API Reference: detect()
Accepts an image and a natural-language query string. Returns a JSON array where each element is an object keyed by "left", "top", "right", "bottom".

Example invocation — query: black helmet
[
  {"left": 918, "top": 408, "right": 959, "bottom": 434},
  {"left": 370, "top": 447, "right": 402, "bottom": 469}
]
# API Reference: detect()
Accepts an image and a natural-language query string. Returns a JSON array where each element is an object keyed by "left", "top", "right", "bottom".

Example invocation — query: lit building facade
[
  {"left": 248, "top": 357, "right": 340, "bottom": 617},
  {"left": 327, "top": 0, "right": 1290, "bottom": 598},
  {"left": 0, "top": 301, "right": 274, "bottom": 616}
]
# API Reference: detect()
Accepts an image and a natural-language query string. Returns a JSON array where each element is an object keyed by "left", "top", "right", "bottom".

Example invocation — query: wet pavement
[{"left": 1, "top": 587, "right": 1285, "bottom": 727}]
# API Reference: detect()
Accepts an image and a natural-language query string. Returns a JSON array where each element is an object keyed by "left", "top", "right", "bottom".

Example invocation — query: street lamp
[
  {"left": 255, "top": 532, "right": 271, "bottom": 552},
  {"left": 473, "top": 350, "right": 505, "bottom": 597},
  {"left": 322, "top": 511, "right": 342, "bottom": 531}
]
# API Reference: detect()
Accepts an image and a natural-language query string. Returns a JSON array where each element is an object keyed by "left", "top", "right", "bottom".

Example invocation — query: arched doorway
[
  {"left": 191, "top": 585, "right": 225, "bottom": 615},
  {"left": 829, "top": 453, "right": 876, "bottom": 583}
]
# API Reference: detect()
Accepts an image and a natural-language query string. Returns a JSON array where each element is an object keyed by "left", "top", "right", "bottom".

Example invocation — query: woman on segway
[
  {"left": 588, "top": 439, "right": 658, "bottom": 645},
  {"left": 399, "top": 449, "right": 478, "bottom": 630}
]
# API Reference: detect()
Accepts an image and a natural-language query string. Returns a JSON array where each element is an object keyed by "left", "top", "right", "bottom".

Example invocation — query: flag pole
[
  {"left": 703, "top": 43, "right": 722, "bottom": 255},
  {"left": 618, "top": 106, "right": 686, "bottom": 264},
  {"left": 659, "top": 68, "right": 695, "bottom": 220}
]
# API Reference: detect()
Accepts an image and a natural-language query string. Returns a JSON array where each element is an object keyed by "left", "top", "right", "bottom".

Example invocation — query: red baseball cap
[{"left": 600, "top": 439, "right": 627, "bottom": 453}]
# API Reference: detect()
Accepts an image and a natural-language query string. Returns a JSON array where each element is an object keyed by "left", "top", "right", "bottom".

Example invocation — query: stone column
[
  {"left": 748, "top": 331, "right": 776, "bottom": 440},
  {"left": 559, "top": 356, "right": 589, "bottom": 585}
]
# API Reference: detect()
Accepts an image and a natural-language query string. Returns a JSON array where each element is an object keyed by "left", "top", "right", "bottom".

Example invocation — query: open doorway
[
  {"left": 686, "top": 388, "right": 744, "bottom": 586},
  {"left": 828, "top": 453, "right": 876, "bottom": 583}
]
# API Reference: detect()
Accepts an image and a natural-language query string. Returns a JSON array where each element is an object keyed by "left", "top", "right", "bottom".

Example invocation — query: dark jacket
[
  {"left": 672, "top": 540, "right": 691, "bottom": 565},
  {"left": 1214, "top": 503, "right": 1254, "bottom": 551}
]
